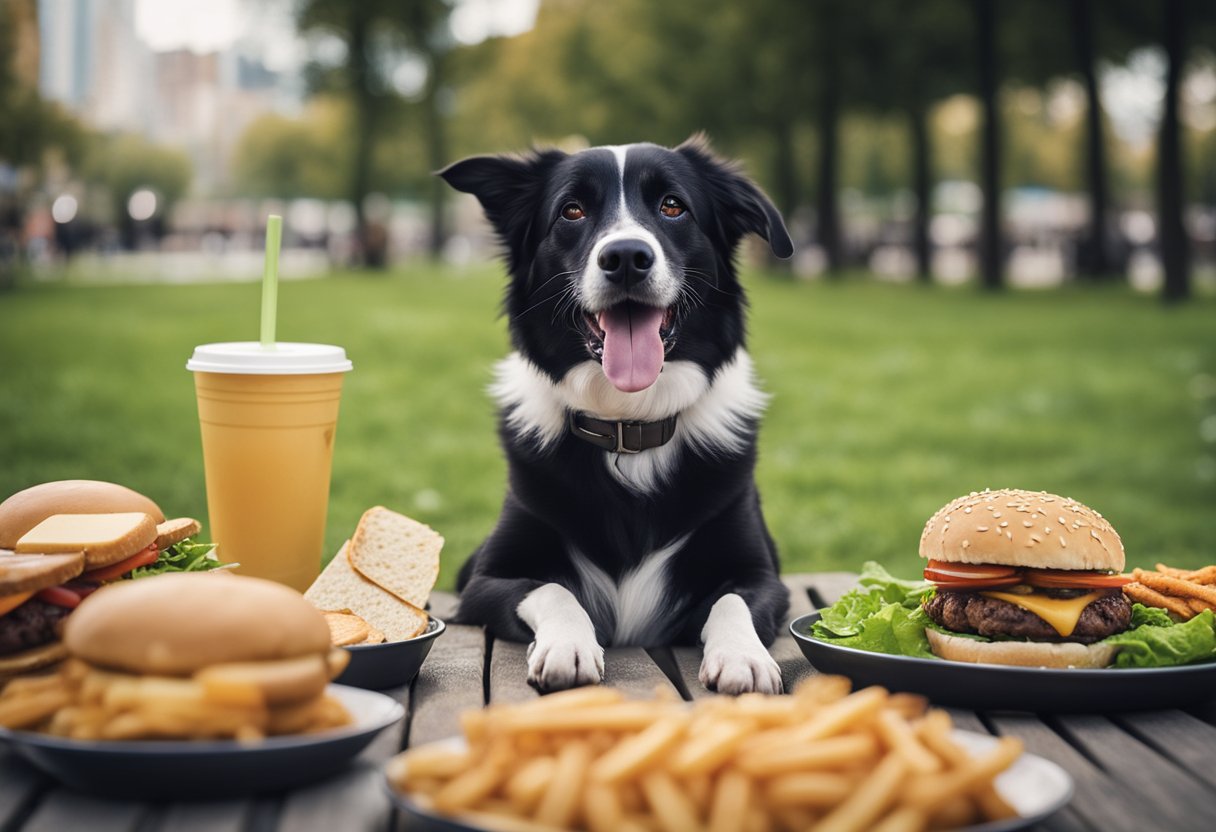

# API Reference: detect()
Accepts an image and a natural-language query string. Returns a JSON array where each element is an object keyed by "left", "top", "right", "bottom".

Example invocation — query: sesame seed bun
[
  {"left": 64, "top": 573, "right": 332, "bottom": 676},
  {"left": 0, "top": 481, "right": 165, "bottom": 550},
  {"left": 0, "top": 641, "right": 69, "bottom": 681},
  {"left": 919, "top": 489, "right": 1124, "bottom": 572},
  {"left": 925, "top": 629, "right": 1116, "bottom": 669}
]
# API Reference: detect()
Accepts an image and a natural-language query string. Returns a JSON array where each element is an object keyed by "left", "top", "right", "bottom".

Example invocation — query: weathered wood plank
[
  {"left": 153, "top": 801, "right": 249, "bottom": 832},
  {"left": 427, "top": 591, "right": 459, "bottom": 622},
  {"left": 943, "top": 708, "right": 988, "bottom": 734},
  {"left": 796, "top": 571, "right": 859, "bottom": 608},
  {"left": 602, "top": 648, "right": 677, "bottom": 699},
  {"left": 988, "top": 714, "right": 1192, "bottom": 832},
  {"left": 407, "top": 623, "right": 486, "bottom": 747},
  {"left": 20, "top": 789, "right": 147, "bottom": 832},
  {"left": 668, "top": 646, "right": 711, "bottom": 700},
  {"left": 0, "top": 750, "right": 46, "bottom": 830},
  {"left": 1054, "top": 714, "right": 1216, "bottom": 829},
  {"left": 1114, "top": 710, "right": 1216, "bottom": 792},
  {"left": 488, "top": 639, "right": 538, "bottom": 704},
  {"left": 780, "top": 576, "right": 815, "bottom": 618},
  {"left": 276, "top": 764, "right": 389, "bottom": 832}
]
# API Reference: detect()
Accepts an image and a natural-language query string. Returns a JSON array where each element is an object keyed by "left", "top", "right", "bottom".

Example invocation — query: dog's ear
[
  {"left": 676, "top": 136, "right": 794, "bottom": 259},
  {"left": 438, "top": 150, "right": 566, "bottom": 258}
]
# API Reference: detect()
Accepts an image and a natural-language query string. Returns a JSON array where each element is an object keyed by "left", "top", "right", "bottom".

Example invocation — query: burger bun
[
  {"left": 0, "top": 481, "right": 165, "bottom": 549},
  {"left": 926, "top": 628, "right": 1116, "bottom": 669},
  {"left": 919, "top": 488, "right": 1124, "bottom": 572},
  {"left": 64, "top": 573, "right": 332, "bottom": 676}
]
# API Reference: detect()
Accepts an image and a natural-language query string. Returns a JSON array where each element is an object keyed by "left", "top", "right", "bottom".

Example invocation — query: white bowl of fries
[{"left": 383, "top": 678, "right": 1073, "bottom": 832}]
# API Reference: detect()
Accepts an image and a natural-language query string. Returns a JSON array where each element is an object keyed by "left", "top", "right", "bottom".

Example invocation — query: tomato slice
[
  {"left": 1023, "top": 569, "right": 1132, "bottom": 589},
  {"left": 925, "top": 573, "right": 1023, "bottom": 591},
  {"left": 35, "top": 585, "right": 82, "bottom": 609},
  {"left": 82, "top": 544, "right": 160, "bottom": 583}
]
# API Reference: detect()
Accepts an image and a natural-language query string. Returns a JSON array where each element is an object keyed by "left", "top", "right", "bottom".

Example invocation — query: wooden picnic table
[{"left": 3, "top": 571, "right": 1215, "bottom": 832}]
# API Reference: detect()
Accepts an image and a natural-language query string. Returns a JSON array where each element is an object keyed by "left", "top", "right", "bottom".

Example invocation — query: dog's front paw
[
  {"left": 699, "top": 645, "right": 782, "bottom": 695},
  {"left": 526, "top": 632, "right": 605, "bottom": 692}
]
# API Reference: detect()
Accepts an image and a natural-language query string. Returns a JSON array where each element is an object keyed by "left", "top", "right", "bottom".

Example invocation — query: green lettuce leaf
[
  {"left": 127, "top": 538, "right": 236, "bottom": 579},
  {"left": 810, "top": 561, "right": 940, "bottom": 655},
  {"left": 1102, "top": 607, "right": 1216, "bottom": 668}
]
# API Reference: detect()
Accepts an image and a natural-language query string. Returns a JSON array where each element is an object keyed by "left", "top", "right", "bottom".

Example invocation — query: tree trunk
[
  {"left": 974, "top": 0, "right": 1002, "bottom": 290},
  {"left": 424, "top": 49, "right": 447, "bottom": 260},
  {"left": 347, "top": 6, "right": 384, "bottom": 269},
  {"left": 1159, "top": 0, "right": 1190, "bottom": 303},
  {"left": 815, "top": 15, "right": 842, "bottom": 275},
  {"left": 909, "top": 102, "right": 932, "bottom": 283},
  {"left": 1071, "top": 0, "right": 1111, "bottom": 279}
]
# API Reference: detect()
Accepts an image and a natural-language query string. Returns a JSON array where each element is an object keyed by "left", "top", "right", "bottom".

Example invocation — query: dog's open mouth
[{"left": 583, "top": 302, "right": 677, "bottom": 393}]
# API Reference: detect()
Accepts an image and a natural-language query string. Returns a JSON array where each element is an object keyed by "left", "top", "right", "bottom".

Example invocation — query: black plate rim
[
  {"left": 344, "top": 615, "right": 447, "bottom": 654},
  {"left": 790, "top": 611, "right": 1216, "bottom": 677},
  {"left": 0, "top": 683, "right": 404, "bottom": 755}
]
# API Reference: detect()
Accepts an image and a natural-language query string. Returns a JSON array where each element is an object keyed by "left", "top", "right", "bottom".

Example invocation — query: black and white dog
[{"left": 441, "top": 137, "right": 793, "bottom": 694}]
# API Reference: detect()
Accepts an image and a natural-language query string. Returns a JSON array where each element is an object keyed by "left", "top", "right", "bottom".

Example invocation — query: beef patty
[
  {"left": 923, "top": 590, "right": 1131, "bottom": 644},
  {"left": 0, "top": 600, "right": 71, "bottom": 655}
]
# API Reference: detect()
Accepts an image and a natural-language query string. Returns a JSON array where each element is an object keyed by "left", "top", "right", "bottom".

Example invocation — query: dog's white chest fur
[
  {"left": 491, "top": 347, "right": 768, "bottom": 494},
  {"left": 569, "top": 536, "right": 689, "bottom": 646}
]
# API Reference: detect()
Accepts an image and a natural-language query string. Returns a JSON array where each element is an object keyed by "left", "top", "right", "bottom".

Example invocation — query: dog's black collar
[{"left": 568, "top": 411, "right": 678, "bottom": 454}]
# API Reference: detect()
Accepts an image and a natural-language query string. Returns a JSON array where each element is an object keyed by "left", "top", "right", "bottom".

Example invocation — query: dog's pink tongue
[{"left": 598, "top": 304, "right": 665, "bottom": 393}]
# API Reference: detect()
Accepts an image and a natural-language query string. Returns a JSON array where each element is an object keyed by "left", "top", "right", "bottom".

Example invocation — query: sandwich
[
  {"left": 0, "top": 480, "right": 227, "bottom": 678},
  {"left": 305, "top": 506, "right": 441, "bottom": 643},
  {"left": 0, "top": 573, "right": 351, "bottom": 739},
  {"left": 919, "top": 488, "right": 1131, "bottom": 667}
]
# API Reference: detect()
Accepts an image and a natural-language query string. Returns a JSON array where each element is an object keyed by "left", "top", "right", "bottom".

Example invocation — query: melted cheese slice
[{"left": 980, "top": 591, "right": 1101, "bottom": 638}]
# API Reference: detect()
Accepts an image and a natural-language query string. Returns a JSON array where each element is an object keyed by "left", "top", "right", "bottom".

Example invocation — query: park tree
[
  {"left": 297, "top": 0, "right": 453, "bottom": 268},
  {"left": 853, "top": 0, "right": 973, "bottom": 281},
  {"left": 973, "top": 0, "right": 1002, "bottom": 290},
  {"left": 81, "top": 133, "right": 191, "bottom": 248}
]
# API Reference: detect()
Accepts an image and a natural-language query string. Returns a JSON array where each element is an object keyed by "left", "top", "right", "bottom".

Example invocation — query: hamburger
[
  {"left": 0, "top": 573, "right": 351, "bottom": 738},
  {"left": 919, "top": 488, "right": 1132, "bottom": 668},
  {"left": 0, "top": 480, "right": 227, "bottom": 678}
]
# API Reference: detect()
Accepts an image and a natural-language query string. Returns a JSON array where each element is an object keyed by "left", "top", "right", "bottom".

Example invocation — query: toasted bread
[
  {"left": 347, "top": 507, "right": 442, "bottom": 610},
  {"left": 155, "top": 517, "right": 201, "bottom": 550},
  {"left": 0, "top": 552, "right": 86, "bottom": 594},
  {"left": 15, "top": 513, "right": 157, "bottom": 569},
  {"left": 305, "top": 542, "right": 428, "bottom": 641}
]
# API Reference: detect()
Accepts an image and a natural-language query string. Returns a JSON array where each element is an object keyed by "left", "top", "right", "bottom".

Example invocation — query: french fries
[
  {"left": 1126, "top": 564, "right": 1216, "bottom": 620},
  {"left": 0, "top": 658, "right": 350, "bottom": 740},
  {"left": 387, "top": 676, "right": 1025, "bottom": 831}
]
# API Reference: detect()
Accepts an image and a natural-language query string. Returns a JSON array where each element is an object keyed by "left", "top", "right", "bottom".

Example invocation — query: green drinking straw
[{"left": 260, "top": 214, "right": 283, "bottom": 348}]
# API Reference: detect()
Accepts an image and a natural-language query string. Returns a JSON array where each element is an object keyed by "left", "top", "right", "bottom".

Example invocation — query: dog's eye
[
  {"left": 561, "top": 203, "right": 586, "bottom": 221},
  {"left": 660, "top": 196, "right": 686, "bottom": 218}
]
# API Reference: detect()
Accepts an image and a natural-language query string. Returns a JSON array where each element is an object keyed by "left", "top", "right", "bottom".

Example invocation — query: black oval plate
[
  {"left": 336, "top": 617, "right": 445, "bottom": 690},
  {"left": 0, "top": 685, "right": 404, "bottom": 799},
  {"left": 791, "top": 612, "right": 1216, "bottom": 712}
]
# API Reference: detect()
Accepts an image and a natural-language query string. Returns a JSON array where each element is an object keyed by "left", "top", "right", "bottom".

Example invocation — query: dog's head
[{"left": 441, "top": 137, "right": 792, "bottom": 394}]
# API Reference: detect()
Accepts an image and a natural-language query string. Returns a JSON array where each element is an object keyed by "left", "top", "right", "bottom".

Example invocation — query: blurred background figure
[{"left": 0, "top": 0, "right": 1214, "bottom": 299}]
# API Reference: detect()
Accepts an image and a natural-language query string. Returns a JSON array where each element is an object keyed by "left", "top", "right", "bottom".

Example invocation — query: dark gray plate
[
  {"left": 792, "top": 612, "right": 1216, "bottom": 711},
  {"left": 384, "top": 733, "right": 1073, "bottom": 832},
  {"left": 0, "top": 684, "right": 404, "bottom": 799},
  {"left": 336, "top": 617, "right": 445, "bottom": 690}
]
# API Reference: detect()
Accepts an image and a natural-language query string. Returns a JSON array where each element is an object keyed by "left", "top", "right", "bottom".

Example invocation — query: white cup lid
[{"left": 186, "top": 342, "right": 353, "bottom": 375}]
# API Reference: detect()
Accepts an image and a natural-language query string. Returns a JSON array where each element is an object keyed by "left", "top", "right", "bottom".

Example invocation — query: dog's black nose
[{"left": 598, "top": 239, "right": 654, "bottom": 285}]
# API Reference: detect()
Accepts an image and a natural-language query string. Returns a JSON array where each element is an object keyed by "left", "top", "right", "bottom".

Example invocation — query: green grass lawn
[{"left": 1, "top": 266, "right": 1214, "bottom": 587}]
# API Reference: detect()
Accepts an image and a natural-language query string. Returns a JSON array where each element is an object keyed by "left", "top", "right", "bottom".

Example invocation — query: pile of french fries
[
  {"left": 1125, "top": 564, "right": 1216, "bottom": 620},
  {"left": 387, "top": 677, "right": 1023, "bottom": 832},
  {"left": 0, "top": 659, "right": 350, "bottom": 741}
]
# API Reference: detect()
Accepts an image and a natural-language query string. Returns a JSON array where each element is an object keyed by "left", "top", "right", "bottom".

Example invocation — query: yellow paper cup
[{"left": 188, "top": 343, "right": 352, "bottom": 591}]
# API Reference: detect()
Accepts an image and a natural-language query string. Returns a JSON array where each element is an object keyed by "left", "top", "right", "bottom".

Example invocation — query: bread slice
[
  {"left": 0, "top": 552, "right": 86, "bottom": 594},
  {"left": 347, "top": 507, "right": 442, "bottom": 610},
  {"left": 156, "top": 517, "right": 201, "bottom": 550},
  {"left": 15, "top": 513, "right": 157, "bottom": 568},
  {"left": 305, "top": 542, "right": 428, "bottom": 641}
]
